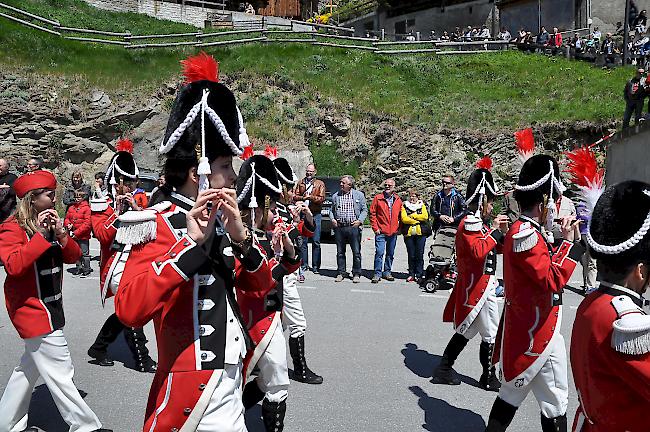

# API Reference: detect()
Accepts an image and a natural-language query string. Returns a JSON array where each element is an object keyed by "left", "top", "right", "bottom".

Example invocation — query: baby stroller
[{"left": 420, "top": 226, "right": 457, "bottom": 293}]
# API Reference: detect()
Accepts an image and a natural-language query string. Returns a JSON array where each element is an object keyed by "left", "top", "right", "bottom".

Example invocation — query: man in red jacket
[
  {"left": 485, "top": 155, "right": 583, "bottom": 432},
  {"left": 571, "top": 181, "right": 650, "bottom": 432},
  {"left": 370, "top": 178, "right": 402, "bottom": 283},
  {"left": 64, "top": 190, "right": 92, "bottom": 277}
]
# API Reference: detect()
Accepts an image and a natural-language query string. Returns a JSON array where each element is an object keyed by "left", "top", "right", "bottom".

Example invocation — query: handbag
[{"left": 420, "top": 221, "right": 433, "bottom": 238}]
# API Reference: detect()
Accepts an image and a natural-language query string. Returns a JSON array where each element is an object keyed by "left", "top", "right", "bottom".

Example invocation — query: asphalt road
[{"left": 0, "top": 229, "right": 591, "bottom": 432}]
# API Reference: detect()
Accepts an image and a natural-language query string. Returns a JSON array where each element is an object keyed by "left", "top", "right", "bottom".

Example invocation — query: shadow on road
[
  {"left": 401, "top": 343, "right": 482, "bottom": 388},
  {"left": 245, "top": 403, "right": 264, "bottom": 432},
  {"left": 27, "top": 384, "right": 89, "bottom": 431},
  {"left": 410, "top": 385, "right": 486, "bottom": 431}
]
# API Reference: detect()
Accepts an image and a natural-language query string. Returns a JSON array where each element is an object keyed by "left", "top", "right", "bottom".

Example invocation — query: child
[{"left": 64, "top": 190, "right": 92, "bottom": 276}]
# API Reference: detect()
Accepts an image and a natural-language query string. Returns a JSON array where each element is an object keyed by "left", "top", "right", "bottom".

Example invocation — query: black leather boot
[
  {"left": 88, "top": 313, "right": 123, "bottom": 366},
  {"left": 431, "top": 333, "right": 468, "bottom": 385},
  {"left": 289, "top": 335, "right": 323, "bottom": 384},
  {"left": 242, "top": 380, "right": 265, "bottom": 409},
  {"left": 485, "top": 397, "right": 518, "bottom": 432},
  {"left": 124, "top": 327, "right": 157, "bottom": 373},
  {"left": 262, "top": 398, "right": 286, "bottom": 432},
  {"left": 541, "top": 413, "right": 567, "bottom": 432},
  {"left": 479, "top": 341, "right": 501, "bottom": 391}
]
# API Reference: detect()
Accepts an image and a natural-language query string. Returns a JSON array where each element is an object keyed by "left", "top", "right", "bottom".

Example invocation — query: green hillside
[{"left": 0, "top": 0, "right": 630, "bottom": 130}]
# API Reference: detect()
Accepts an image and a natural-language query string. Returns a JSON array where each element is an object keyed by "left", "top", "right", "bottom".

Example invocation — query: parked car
[{"left": 318, "top": 176, "right": 341, "bottom": 241}]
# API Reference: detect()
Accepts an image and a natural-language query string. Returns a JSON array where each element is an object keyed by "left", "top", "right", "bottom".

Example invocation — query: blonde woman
[
  {"left": 401, "top": 189, "right": 431, "bottom": 282},
  {"left": 0, "top": 171, "right": 111, "bottom": 432}
]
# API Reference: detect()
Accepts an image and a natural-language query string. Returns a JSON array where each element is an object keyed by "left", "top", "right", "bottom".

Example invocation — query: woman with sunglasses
[{"left": 0, "top": 170, "right": 111, "bottom": 432}]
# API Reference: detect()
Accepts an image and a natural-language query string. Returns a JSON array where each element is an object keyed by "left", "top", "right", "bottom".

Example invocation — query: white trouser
[
  {"left": 456, "top": 288, "right": 499, "bottom": 344},
  {"left": 282, "top": 271, "right": 306, "bottom": 338},
  {"left": 197, "top": 363, "right": 247, "bottom": 432},
  {"left": 0, "top": 329, "right": 102, "bottom": 432},
  {"left": 255, "top": 324, "right": 289, "bottom": 403},
  {"left": 498, "top": 336, "right": 569, "bottom": 418}
]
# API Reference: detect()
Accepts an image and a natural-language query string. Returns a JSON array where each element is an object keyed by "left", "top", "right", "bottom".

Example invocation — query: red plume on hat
[
  {"left": 514, "top": 127, "right": 535, "bottom": 164},
  {"left": 475, "top": 156, "right": 493, "bottom": 170},
  {"left": 116, "top": 138, "right": 134, "bottom": 154},
  {"left": 565, "top": 145, "right": 605, "bottom": 216},
  {"left": 263, "top": 144, "right": 278, "bottom": 160},
  {"left": 181, "top": 51, "right": 219, "bottom": 84},
  {"left": 241, "top": 144, "right": 254, "bottom": 161}
]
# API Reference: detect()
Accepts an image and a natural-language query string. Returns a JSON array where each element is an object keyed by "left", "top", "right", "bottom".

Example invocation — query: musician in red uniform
[
  {"left": 272, "top": 157, "right": 323, "bottom": 386},
  {"left": 485, "top": 154, "right": 583, "bottom": 432},
  {"left": 114, "top": 52, "right": 272, "bottom": 431},
  {"left": 234, "top": 154, "right": 302, "bottom": 432},
  {"left": 87, "top": 138, "right": 156, "bottom": 372},
  {"left": 0, "top": 170, "right": 111, "bottom": 432},
  {"left": 570, "top": 180, "right": 650, "bottom": 432},
  {"left": 433, "top": 157, "right": 508, "bottom": 391}
]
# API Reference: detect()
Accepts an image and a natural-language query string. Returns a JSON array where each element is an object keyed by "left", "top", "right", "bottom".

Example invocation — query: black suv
[{"left": 318, "top": 176, "right": 341, "bottom": 240}]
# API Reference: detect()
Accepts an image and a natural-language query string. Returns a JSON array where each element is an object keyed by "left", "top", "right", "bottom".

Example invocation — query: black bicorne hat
[
  {"left": 588, "top": 180, "right": 650, "bottom": 264},
  {"left": 236, "top": 155, "right": 282, "bottom": 210},
  {"left": 513, "top": 154, "right": 565, "bottom": 208},
  {"left": 159, "top": 52, "right": 249, "bottom": 190},
  {"left": 105, "top": 138, "right": 139, "bottom": 188},
  {"left": 272, "top": 157, "right": 297, "bottom": 187}
]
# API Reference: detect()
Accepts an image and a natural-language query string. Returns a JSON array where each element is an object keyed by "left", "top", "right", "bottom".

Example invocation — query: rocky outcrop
[{"left": 0, "top": 68, "right": 616, "bottom": 203}]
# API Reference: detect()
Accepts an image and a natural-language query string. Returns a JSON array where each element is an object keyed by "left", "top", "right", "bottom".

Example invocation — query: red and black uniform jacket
[
  {"left": 443, "top": 217, "right": 503, "bottom": 331},
  {"left": 570, "top": 284, "right": 650, "bottom": 432},
  {"left": 114, "top": 190, "right": 274, "bottom": 432},
  {"left": 494, "top": 215, "right": 583, "bottom": 386},
  {"left": 0, "top": 217, "right": 81, "bottom": 339}
]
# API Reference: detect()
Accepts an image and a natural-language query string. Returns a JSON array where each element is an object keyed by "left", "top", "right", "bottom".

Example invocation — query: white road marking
[
  {"left": 351, "top": 289, "right": 384, "bottom": 294},
  {"left": 419, "top": 294, "right": 449, "bottom": 299},
  {"left": 298, "top": 286, "right": 317, "bottom": 290}
]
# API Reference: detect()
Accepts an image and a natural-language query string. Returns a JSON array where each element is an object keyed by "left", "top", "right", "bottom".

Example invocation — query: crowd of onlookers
[{"left": 0, "top": 157, "right": 598, "bottom": 293}]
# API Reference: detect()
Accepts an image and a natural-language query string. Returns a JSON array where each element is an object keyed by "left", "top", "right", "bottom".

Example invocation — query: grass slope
[{"left": 0, "top": 0, "right": 630, "bottom": 130}]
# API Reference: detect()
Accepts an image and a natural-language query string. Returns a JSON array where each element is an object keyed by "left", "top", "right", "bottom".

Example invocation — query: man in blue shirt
[{"left": 430, "top": 174, "right": 468, "bottom": 232}]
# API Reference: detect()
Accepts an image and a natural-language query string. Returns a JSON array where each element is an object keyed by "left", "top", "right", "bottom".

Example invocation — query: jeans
[
  {"left": 374, "top": 233, "right": 397, "bottom": 277},
  {"left": 300, "top": 213, "right": 322, "bottom": 271},
  {"left": 75, "top": 239, "right": 91, "bottom": 273},
  {"left": 623, "top": 100, "right": 644, "bottom": 128},
  {"left": 404, "top": 235, "right": 426, "bottom": 278},
  {"left": 335, "top": 225, "right": 362, "bottom": 276}
]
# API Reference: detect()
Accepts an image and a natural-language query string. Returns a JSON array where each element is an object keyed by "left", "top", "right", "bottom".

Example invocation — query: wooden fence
[{"left": 0, "top": 1, "right": 514, "bottom": 56}]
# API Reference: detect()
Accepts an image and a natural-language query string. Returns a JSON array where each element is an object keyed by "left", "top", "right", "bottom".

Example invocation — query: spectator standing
[
  {"left": 26, "top": 157, "right": 43, "bottom": 172},
  {"left": 549, "top": 27, "right": 563, "bottom": 53},
  {"left": 623, "top": 68, "right": 646, "bottom": 129},
  {"left": 635, "top": 9, "right": 648, "bottom": 33},
  {"left": 294, "top": 163, "right": 325, "bottom": 277},
  {"left": 0, "top": 159, "right": 17, "bottom": 222},
  {"left": 130, "top": 179, "right": 148, "bottom": 209},
  {"left": 400, "top": 190, "right": 430, "bottom": 282},
  {"left": 329, "top": 175, "right": 367, "bottom": 283},
  {"left": 536, "top": 26, "right": 550, "bottom": 49},
  {"left": 62, "top": 171, "right": 91, "bottom": 210},
  {"left": 149, "top": 173, "right": 166, "bottom": 204},
  {"left": 430, "top": 175, "right": 467, "bottom": 232},
  {"left": 592, "top": 26, "right": 602, "bottom": 41},
  {"left": 64, "top": 190, "right": 92, "bottom": 277},
  {"left": 576, "top": 202, "right": 597, "bottom": 293},
  {"left": 369, "top": 178, "right": 402, "bottom": 283},
  {"left": 441, "top": 31, "right": 450, "bottom": 41},
  {"left": 0, "top": 158, "right": 17, "bottom": 190},
  {"left": 92, "top": 172, "right": 108, "bottom": 200}
]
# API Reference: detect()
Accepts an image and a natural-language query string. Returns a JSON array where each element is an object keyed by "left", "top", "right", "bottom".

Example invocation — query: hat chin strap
[{"left": 587, "top": 189, "right": 650, "bottom": 254}]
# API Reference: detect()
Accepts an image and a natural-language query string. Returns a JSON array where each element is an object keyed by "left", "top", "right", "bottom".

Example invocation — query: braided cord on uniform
[{"left": 586, "top": 190, "right": 650, "bottom": 254}]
